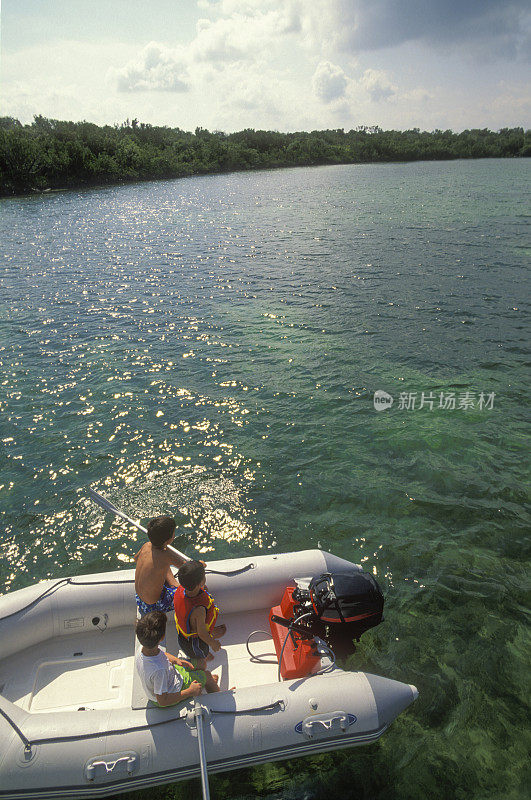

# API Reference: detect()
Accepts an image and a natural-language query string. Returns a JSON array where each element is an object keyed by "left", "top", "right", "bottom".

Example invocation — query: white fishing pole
[{"left": 87, "top": 487, "right": 189, "bottom": 562}]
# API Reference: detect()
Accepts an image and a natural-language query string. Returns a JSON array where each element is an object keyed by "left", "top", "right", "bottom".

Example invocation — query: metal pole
[
  {"left": 87, "top": 487, "right": 189, "bottom": 561},
  {"left": 194, "top": 701, "right": 211, "bottom": 800}
]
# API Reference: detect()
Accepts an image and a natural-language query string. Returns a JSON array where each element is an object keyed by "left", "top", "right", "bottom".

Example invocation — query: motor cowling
[{"left": 304, "top": 571, "right": 384, "bottom": 656}]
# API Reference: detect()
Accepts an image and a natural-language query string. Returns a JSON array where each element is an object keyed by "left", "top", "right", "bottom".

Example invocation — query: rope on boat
[
  {"left": 0, "top": 565, "right": 254, "bottom": 623},
  {"left": 0, "top": 701, "right": 285, "bottom": 755},
  {"left": 0, "top": 576, "right": 134, "bottom": 622},
  {"left": 204, "top": 564, "right": 255, "bottom": 576},
  {"left": 0, "top": 706, "right": 32, "bottom": 755},
  {"left": 210, "top": 700, "right": 285, "bottom": 715}
]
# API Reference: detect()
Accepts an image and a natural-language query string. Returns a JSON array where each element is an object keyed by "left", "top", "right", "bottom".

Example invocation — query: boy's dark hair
[
  {"left": 178, "top": 560, "right": 206, "bottom": 591},
  {"left": 136, "top": 610, "right": 167, "bottom": 648},
  {"left": 147, "top": 516, "right": 176, "bottom": 548}
]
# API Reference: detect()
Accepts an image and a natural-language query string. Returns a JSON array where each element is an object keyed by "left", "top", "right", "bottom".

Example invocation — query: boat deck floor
[{"left": 0, "top": 610, "right": 281, "bottom": 713}]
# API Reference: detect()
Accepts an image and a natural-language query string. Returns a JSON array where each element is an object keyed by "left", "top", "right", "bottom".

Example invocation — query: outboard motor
[
  {"left": 270, "top": 570, "right": 384, "bottom": 677},
  {"left": 300, "top": 571, "right": 384, "bottom": 657}
]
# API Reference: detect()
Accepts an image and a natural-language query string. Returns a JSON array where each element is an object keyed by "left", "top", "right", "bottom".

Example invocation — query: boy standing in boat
[
  {"left": 135, "top": 610, "right": 220, "bottom": 706},
  {"left": 174, "top": 560, "right": 226, "bottom": 670},
  {"left": 134, "top": 516, "right": 187, "bottom": 617}
]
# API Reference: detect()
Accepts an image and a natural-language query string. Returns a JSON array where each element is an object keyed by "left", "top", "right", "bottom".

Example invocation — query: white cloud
[
  {"left": 211, "top": 62, "right": 283, "bottom": 126},
  {"left": 487, "top": 82, "right": 531, "bottom": 123},
  {"left": 361, "top": 69, "right": 396, "bottom": 102},
  {"left": 1, "top": 1, "right": 528, "bottom": 131},
  {"left": 1, "top": 40, "right": 139, "bottom": 123},
  {"left": 400, "top": 87, "right": 434, "bottom": 105},
  {"left": 191, "top": 16, "right": 262, "bottom": 62},
  {"left": 198, "top": 0, "right": 300, "bottom": 28},
  {"left": 191, "top": 2, "right": 303, "bottom": 63},
  {"left": 111, "top": 42, "right": 189, "bottom": 92},
  {"left": 312, "top": 61, "right": 349, "bottom": 103}
]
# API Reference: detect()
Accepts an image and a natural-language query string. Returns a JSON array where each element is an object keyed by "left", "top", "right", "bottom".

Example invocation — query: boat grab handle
[
  {"left": 299, "top": 711, "right": 356, "bottom": 739},
  {"left": 85, "top": 753, "right": 139, "bottom": 781}
]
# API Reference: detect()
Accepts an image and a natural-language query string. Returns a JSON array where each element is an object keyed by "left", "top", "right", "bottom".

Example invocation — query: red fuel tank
[{"left": 269, "top": 586, "right": 321, "bottom": 680}]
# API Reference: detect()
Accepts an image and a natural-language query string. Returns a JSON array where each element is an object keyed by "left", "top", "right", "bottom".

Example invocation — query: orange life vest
[{"left": 173, "top": 586, "right": 219, "bottom": 638}]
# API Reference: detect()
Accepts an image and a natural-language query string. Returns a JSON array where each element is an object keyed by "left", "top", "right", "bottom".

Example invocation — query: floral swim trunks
[{"left": 136, "top": 582, "right": 177, "bottom": 617}]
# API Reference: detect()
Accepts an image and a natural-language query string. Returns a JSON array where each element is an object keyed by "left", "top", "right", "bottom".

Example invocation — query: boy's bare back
[
  {"left": 135, "top": 542, "right": 177, "bottom": 604},
  {"left": 134, "top": 516, "right": 187, "bottom": 617}
]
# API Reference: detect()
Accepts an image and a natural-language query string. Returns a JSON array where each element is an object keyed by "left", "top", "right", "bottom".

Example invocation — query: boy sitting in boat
[
  {"left": 135, "top": 610, "right": 220, "bottom": 706},
  {"left": 174, "top": 560, "right": 226, "bottom": 670},
  {"left": 134, "top": 516, "right": 187, "bottom": 617}
]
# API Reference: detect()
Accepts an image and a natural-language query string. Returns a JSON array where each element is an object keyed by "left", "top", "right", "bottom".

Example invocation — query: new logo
[{"left": 373, "top": 390, "right": 393, "bottom": 411}]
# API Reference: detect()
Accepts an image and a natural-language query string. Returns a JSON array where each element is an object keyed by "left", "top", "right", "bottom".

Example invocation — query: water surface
[{"left": 0, "top": 159, "right": 529, "bottom": 799}]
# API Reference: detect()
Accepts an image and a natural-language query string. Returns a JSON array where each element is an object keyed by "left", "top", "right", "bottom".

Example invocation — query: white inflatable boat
[{"left": 0, "top": 548, "right": 418, "bottom": 799}]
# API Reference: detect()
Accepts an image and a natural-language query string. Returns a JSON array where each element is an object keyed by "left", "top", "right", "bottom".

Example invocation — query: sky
[{"left": 1, "top": 0, "right": 530, "bottom": 132}]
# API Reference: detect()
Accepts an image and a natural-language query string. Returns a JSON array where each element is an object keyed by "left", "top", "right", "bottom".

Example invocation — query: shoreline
[{"left": 0, "top": 152, "right": 526, "bottom": 200}]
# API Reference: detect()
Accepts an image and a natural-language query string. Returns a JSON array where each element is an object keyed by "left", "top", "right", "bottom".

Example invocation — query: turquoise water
[{"left": 0, "top": 159, "right": 529, "bottom": 799}]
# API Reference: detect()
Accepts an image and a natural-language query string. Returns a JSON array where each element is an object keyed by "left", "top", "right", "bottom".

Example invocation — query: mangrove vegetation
[{"left": 0, "top": 116, "right": 528, "bottom": 195}]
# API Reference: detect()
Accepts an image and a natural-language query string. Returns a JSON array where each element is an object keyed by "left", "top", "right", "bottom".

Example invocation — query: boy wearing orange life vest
[{"left": 174, "top": 560, "right": 226, "bottom": 670}]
